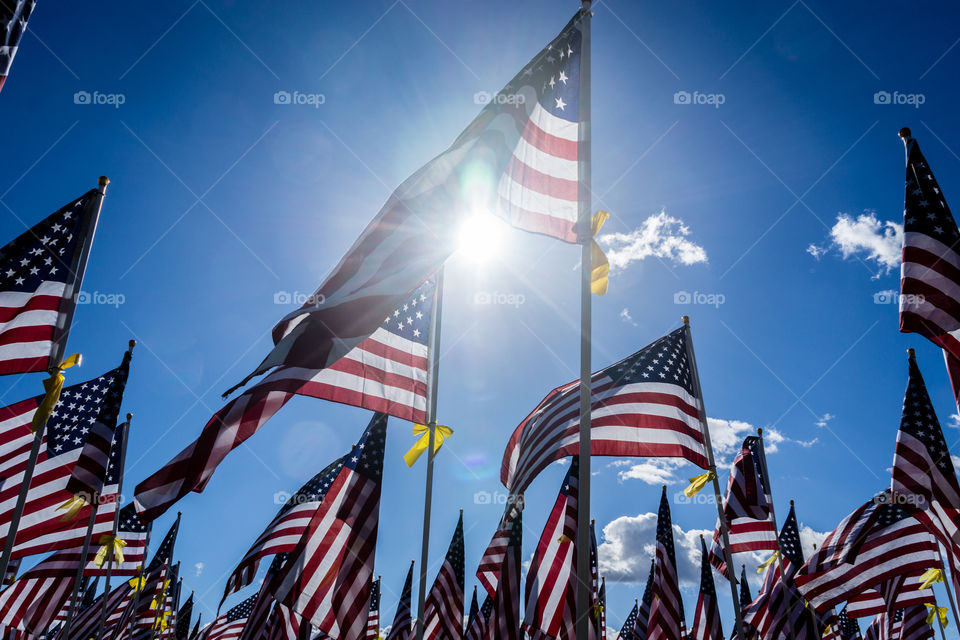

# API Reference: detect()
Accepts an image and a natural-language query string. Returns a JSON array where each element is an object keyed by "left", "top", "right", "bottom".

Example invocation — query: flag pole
[
  {"left": 575, "top": 2, "right": 593, "bottom": 639},
  {"left": 49, "top": 176, "right": 109, "bottom": 367},
  {"left": 415, "top": 266, "right": 445, "bottom": 640},
  {"left": 681, "top": 317, "right": 746, "bottom": 639}
]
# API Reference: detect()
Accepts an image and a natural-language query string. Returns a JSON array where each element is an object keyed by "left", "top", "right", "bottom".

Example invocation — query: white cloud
[
  {"left": 598, "top": 512, "right": 710, "bottom": 586},
  {"left": 194, "top": 562, "right": 204, "bottom": 577},
  {"left": 948, "top": 414, "right": 960, "bottom": 430},
  {"left": 799, "top": 525, "right": 828, "bottom": 558},
  {"left": 615, "top": 459, "right": 687, "bottom": 485},
  {"left": 620, "top": 308, "right": 638, "bottom": 326},
  {"left": 807, "top": 244, "right": 826, "bottom": 260},
  {"left": 598, "top": 210, "right": 707, "bottom": 271},
  {"left": 813, "top": 211, "right": 903, "bottom": 276},
  {"left": 952, "top": 455, "right": 960, "bottom": 469},
  {"left": 814, "top": 413, "right": 834, "bottom": 429}
]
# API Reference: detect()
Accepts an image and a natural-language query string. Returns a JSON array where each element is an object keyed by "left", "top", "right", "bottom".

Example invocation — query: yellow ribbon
[
  {"left": 823, "top": 624, "right": 832, "bottom": 636},
  {"left": 757, "top": 552, "right": 778, "bottom": 573},
  {"left": 128, "top": 569, "right": 145, "bottom": 593},
  {"left": 591, "top": 602, "right": 604, "bottom": 619},
  {"left": 924, "top": 603, "right": 949, "bottom": 627},
  {"left": 56, "top": 495, "right": 88, "bottom": 522},
  {"left": 94, "top": 535, "right": 126, "bottom": 568},
  {"left": 684, "top": 471, "right": 716, "bottom": 498},
  {"left": 154, "top": 610, "right": 170, "bottom": 631},
  {"left": 150, "top": 578, "right": 171, "bottom": 609},
  {"left": 590, "top": 210, "right": 610, "bottom": 296},
  {"left": 404, "top": 423, "right": 454, "bottom": 467},
  {"left": 31, "top": 353, "right": 81, "bottom": 432},
  {"left": 557, "top": 534, "right": 573, "bottom": 545},
  {"left": 919, "top": 568, "right": 945, "bottom": 590}
]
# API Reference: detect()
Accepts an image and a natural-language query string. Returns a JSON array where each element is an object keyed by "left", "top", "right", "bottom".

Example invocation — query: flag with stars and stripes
[
  {"left": 633, "top": 559, "right": 655, "bottom": 640},
  {"left": 835, "top": 608, "right": 862, "bottom": 640},
  {"left": 237, "top": 553, "right": 290, "bottom": 640},
  {"left": 487, "top": 510, "right": 522, "bottom": 640},
  {"left": 598, "top": 578, "right": 606, "bottom": 640},
  {"left": 384, "top": 562, "right": 413, "bottom": 640},
  {"left": 524, "top": 458, "right": 582, "bottom": 640},
  {"left": 0, "top": 189, "right": 99, "bottom": 375},
  {"left": 270, "top": 413, "right": 387, "bottom": 639},
  {"left": 463, "top": 594, "right": 493, "bottom": 640},
  {"left": 502, "top": 327, "right": 709, "bottom": 495},
  {"left": 476, "top": 502, "right": 522, "bottom": 599},
  {"left": 206, "top": 595, "right": 258, "bottom": 640},
  {"left": 0, "top": 0, "right": 35, "bottom": 92},
  {"left": 422, "top": 512, "right": 465, "bottom": 640},
  {"left": 0, "top": 549, "right": 80, "bottom": 634},
  {"left": 175, "top": 592, "right": 194, "bottom": 640},
  {"left": 465, "top": 588, "right": 479, "bottom": 636},
  {"left": 127, "top": 515, "right": 180, "bottom": 637},
  {"left": 366, "top": 577, "right": 381, "bottom": 640},
  {"left": 134, "top": 278, "right": 434, "bottom": 524},
  {"left": 0, "top": 348, "right": 132, "bottom": 558},
  {"left": 897, "top": 128, "right": 960, "bottom": 410},
  {"left": 647, "top": 486, "right": 684, "bottom": 640},
  {"left": 220, "top": 457, "right": 344, "bottom": 604},
  {"left": 691, "top": 537, "right": 723, "bottom": 640},
  {"left": 227, "top": 9, "right": 588, "bottom": 402},
  {"left": 708, "top": 436, "right": 778, "bottom": 577},
  {"left": 619, "top": 603, "right": 638, "bottom": 640},
  {"left": 794, "top": 491, "right": 939, "bottom": 613}
]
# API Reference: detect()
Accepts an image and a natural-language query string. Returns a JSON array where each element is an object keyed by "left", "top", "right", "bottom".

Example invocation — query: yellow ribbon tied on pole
[
  {"left": 404, "top": 423, "right": 453, "bottom": 467},
  {"left": 151, "top": 579, "right": 171, "bottom": 609},
  {"left": 757, "top": 551, "right": 779, "bottom": 573},
  {"left": 128, "top": 569, "right": 145, "bottom": 593},
  {"left": 590, "top": 210, "right": 610, "bottom": 296},
  {"left": 684, "top": 471, "right": 716, "bottom": 498},
  {"left": 94, "top": 534, "right": 126, "bottom": 568},
  {"left": 56, "top": 495, "right": 88, "bottom": 522},
  {"left": 919, "top": 568, "right": 945, "bottom": 590},
  {"left": 31, "top": 353, "right": 82, "bottom": 432},
  {"left": 924, "top": 603, "right": 949, "bottom": 628}
]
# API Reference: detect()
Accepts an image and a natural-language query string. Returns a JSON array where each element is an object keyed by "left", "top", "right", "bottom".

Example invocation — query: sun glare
[{"left": 457, "top": 213, "right": 504, "bottom": 263}]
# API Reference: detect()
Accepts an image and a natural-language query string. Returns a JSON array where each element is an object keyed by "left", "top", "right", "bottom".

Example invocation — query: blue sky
[{"left": 2, "top": 0, "right": 960, "bottom": 635}]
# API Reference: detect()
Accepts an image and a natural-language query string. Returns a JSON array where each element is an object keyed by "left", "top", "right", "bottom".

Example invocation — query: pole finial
[
  {"left": 126, "top": 412, "right": 133, "bottom": 421},
  {"left": 907, "top": 347, "right": 915, "bottom": 357},
  {"left": 681, "top": 315, "right": 690, "bottom": 325},
  {"left": 661, "top": 485, "right": 667, "bottom": 496},
  {"left": 789, "top": 499, "right": 794, "bottom": 506},
  {"left": 127, "top": 339, "right": 136, "bottom": 352},
  {"left": 757, "top": 428, "right": 763, "bottom": 436},
  {"left": 98, "top": 176, "right": 110, "bottom": 187},
  {"left": 899, "top": 127, "right": 912, "bottom": 140}
]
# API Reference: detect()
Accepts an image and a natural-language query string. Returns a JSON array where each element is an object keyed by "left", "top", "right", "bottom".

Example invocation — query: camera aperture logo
[
  {"left": 274, "top": 291, "right": 326, "bottom": 306},
  {"left": 73, "top": 91, "right": 126, "bottom": 108},
  {"left": 873, "top": 91, "right": 925, "bottom": 108},
  {"left": 274, "top": 90, "right": 326, "bottom": 108},
  {"left": 76, "top": 291, "right": 125, "bottom": 308},
  {"left": 673, "top": 90, "right": 725, "bottom": 108}
]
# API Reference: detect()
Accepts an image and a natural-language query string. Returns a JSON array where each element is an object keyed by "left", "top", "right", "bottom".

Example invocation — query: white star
[
  {"left": 558, "top": 70, "right": 568, "bottom": 85},
  {"left": 555, "top": 97, "right": 566, "bottom": 111},
  {"left": 549, "top": 76, "right": 556, "bottom": 89}
]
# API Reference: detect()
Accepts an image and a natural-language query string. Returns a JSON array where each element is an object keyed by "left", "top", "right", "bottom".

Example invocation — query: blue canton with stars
[
  {"left": 225, "top": 594, "right": 257, "bottom": 623},
  {"left": 117, "top": 504, "right": 150, "bottom": 536},
  {"left": 381, "top": 276, "right": 435, "bottom": 347},
  {"left": 0, "top": 191, "right": 92, "bottom": 293},
  {"left": 656, "top": 488, "right": 677, "bottom": 567},
  {"left": 698, "top": 539, "right": 716, "bottom": 597},
  {"left": 491, "top": 12, "right": 581, "bottom": 124},
  {"left": 146, "top": 516, "right": 179, "bottom": 571},
  {"left": 276, "top": 456, "right": 344, "bottom": 519},
  {"left": 608, "top": 327, "right": 696, "bottom": 398},
  {"left": 368, "top": 577, "right": 380, "bottom": 611},
  {"left": 620, "top": 603, "right": 638, "bottom": 640},
  {"left": 778, "top": 505, "right": 804, "bottom": 568},
  {"left": 641, "top": 558, "right": 655, "bottom": 608},
  {"left": 900, "top": 354, "right": 955, "bottom": 477},
  {"left": 344, "top": 412, "right": 388, "bottom": 482},
  {"left": 904, "top": 137, "right": 959, "bottom": 246}
]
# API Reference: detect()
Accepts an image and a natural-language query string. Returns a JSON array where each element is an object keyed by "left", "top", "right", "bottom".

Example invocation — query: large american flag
[
  {"left": 502, "top": 327, "right": 708, "bottom": 494},
  {"left": 0, "top": 349, "right": 131, "bottom": 557},
  {"left": 366, "top": 577, "right": 380, "bottom": 640},
  {"left": 0, "top": 0, "right": 35, "bottom": 92},
  {"left": 462, "top": 594, "right": 492, "bottom": 640},
  {"left": 226, "top": 9, "right": 586, "bottom": 399},
  {"left": 134, "top": 278, "right": 433, "bottom": 524},
  {"left": 524, "top": 458, "right": 579, "bottom": 640},
  {"left": 487, "top": 510, "right": 522, "bottom": 640},
  {"left": 476, "top": 502, "right": 522, "bottom": 599},
  {"left": 0, "top": 190, "right": 98, "bottom": 375},
  {"left": 691, "top": 537, "right": 723, "bottom": 640},
  {"left": 708, "top": 436, "right": 778, "bottom": 577},
  {"left": 422, "top": 512, "right": 465, "bottom": 640},
  {"left": 221, "top": 457, "right": 343, "bottom": 604},
  {"left": 647, "top": 487, "right": 684, "bottom": 640},
  {"left": 384, "top": 562, "right": 414, "bottom": 640},
  {"left": 270, "top": 413, "right": 386, "bottom": 639}
]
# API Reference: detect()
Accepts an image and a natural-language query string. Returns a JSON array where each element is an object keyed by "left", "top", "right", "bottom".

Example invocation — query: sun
[{"left": 457, "top": 212, "right": 505, "bottom": 263}]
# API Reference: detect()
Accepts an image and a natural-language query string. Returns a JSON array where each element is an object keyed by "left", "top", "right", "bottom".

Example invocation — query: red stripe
[
  {"left": 0, "top": 293, "right": 63, "bottom": 324},
  {"left": 520, "top": 118, "right": 578, "bottom": 161},
  {"left": 506, "top": 156, "right": 578, "bottom": 201}
]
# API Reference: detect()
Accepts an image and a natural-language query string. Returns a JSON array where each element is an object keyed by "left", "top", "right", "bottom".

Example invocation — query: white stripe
[
  {"left": 905, "top": 231, "right": 960, "bottom": 273},
  {"left": 498, "top": 173, "right": 578, "bottom": 223},
  {"left": 527, "top": 100, "right": 578, "bottom": 142}
]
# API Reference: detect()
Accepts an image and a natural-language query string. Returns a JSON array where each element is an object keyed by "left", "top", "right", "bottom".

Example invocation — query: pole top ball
[
  {"left": 899, "top": 128, "right": 912, "bottom": 140},
  {"left": 907, "top": 348, "right": 915, "bottom": 357},
  {"left": 682, "top": 315, "right": 690, "bottom": 325}
]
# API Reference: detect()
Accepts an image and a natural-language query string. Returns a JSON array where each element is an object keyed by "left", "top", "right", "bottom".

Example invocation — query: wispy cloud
[
  {"left": 620, "top": 308, "right": 638, "bottom": 326},
  {"left": 598, "top": 210, "right": 707, "bottom": 271},
  {"left": 809, "top": 211, "right": 903, "bottom": 277},
  {"left": 194, "top": 562, "right": 205, "bottom": 577}
]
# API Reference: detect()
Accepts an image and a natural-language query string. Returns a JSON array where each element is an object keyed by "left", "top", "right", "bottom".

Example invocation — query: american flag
[
  {"left": 794, "top": 493, "right": 939, "bottom": 613},
  {"left": 270, "top": 413, "right": 387, "bottom": 639},
  {"left": 134, "top": 278, "right": 433, "bottom": 523},
  {"left": 237, "top": 554, "right": 287, "bottom": 640},
  {"left": 524, "top": 458, "right": 579, "bottom": 640},
  {"left": 845, "top": 574, "right": 934, "bottom": 619},
  {"left": 836, "top": 608, "right": 862, "bottom": 640},
  {"left": 60, "top": 576, "right": 132, "bottom": 640},
  {"left": 633, "top": 559, "right": 654, "bottom": 640},
  {"left": 898, "top": 606, "right": 934, "bottom": 640},
  {"left": 175, "top": 592, "right": 194, "bottom": 640},
  {"left": 463, "top": 595, "right": 493, "bottom": 640},
  {"left": 0, "top": 190, "right": 98, "bottom": 375},
  {"left": 476, "top": 502, "right": 522, "bottom": 598},
  {"left": 647, "top": 486, "right": 684, "bottom": 640},
  {"left": 220, "top": 457, "right": 343, "bottom": 604},
  {"left": 619, "top": 603, "right": 638, "bottom": 640},
  {"left": 0, "top": 348, "right": 131, "bottom": 558},
  {"left": 228, "top": 9, "right": 585, "bottom": 398},
  {"left": 487, "top": 510, "right": 522, "bottom": 640},
  {"left": 0, "top": 0, "right": 35, "bottom": 92},
  {"left": 422, "top": 512, "right": 465, "bottom": 640},
  {"left": 127, "top": 515, "right": 180, "bottom": 638},
  {"left": 0, "top": 551, "right": 76, "bottom": 635},
  {"left": 897, "top": 128, "right": 960, "bottom": 406},
  {"left": 206, "top": 595, "right": 258, "bottom": 640},
  {"left": 466, "top": 587, "right": 478, "bottom": 635},
  {"left": 738, "top": 564, "right": 752, "bottom": 613},
  {"left": 366, "top": 577, "right": 381, "bottom": 640},
  {"left": 598, "top": 578, "right": 606, "bottom": 640},
  {"left": 502, "top": 327, "right": 708, "bottom": 494},
  {"left": 708, "top": 436, "right": 778, "bottom": 577},
  {"left": 691, "top": 537, "right": 723, "bottom": 640},
  {"left": 384, "top": 561, "right": 413, "bottom": 640},
  {"left": 265, "top": 603, "right": 305, "bottom": 640}
]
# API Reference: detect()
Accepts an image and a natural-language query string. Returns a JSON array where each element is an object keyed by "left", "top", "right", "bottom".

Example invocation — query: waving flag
[
  {"left": 619, "top": 603, "right": 638, "bottom": 640},
  {"left": 836, "top": 608, "right": 862, "bottom": 640},
  {"left": 206, "top": 596, "right": 257, "bottom": 640},
  {"left": 463, "top": 595, "right": 493, "bottom": 640},
  {"left": 384, "top": 562, "right": 414, "bottom": 640},
  {"left": 502, "top": 327, "right": 708, "bottom": 494},
  {"left": 422, "top": 512, "right": 465, "bottom": 640},
  {"left": 0, "top": 552, "right": 77, "bottom": 634},
  {"left": 366, "top": 577, "right": 380, "bottom": 640},
  {"left": 0, "top": 0, "right": 35, "bottom": 92},
  {"left": 270, "top": 414, "right": 387, "bottom": 638},
  {"left": 899, "top": 606, "right": 934, "bottom": 640},
  {"left": 691, "top": 537, "right": 723, "bottom": 640},
  {"left": 634, "top": 559, "right": 655, "bottom": 640},
  {"left": 487, "top": 510, "right": 522, "bottom": 640},
  {"left": 175, "top": 592, "right": 194, "bottom": 640},
  {"left": 648, "top": 487, "right": 684, "bottom": 640},
  {"left": 476, "top": 503, "right": 522, "bottom": 598},
  {"left": 227, "top": 10, "right": 586, "bottom": 399},
  {"left": 135, "top": 279, "right": 434, "bottom": 524}
]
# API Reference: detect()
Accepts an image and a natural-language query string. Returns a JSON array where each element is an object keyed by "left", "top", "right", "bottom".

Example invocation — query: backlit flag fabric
[
  {"left": 422, "top": 512, "right": 465, "bottom": 640},
  {"left": 647, "top": 487, "right": 684, "bottom": 640},
  {"left": 487, "top": 511, "right": 522, "bottom": 640},
  {"left": 0, "top": 0, "right": 35, "bottom": 92},
  {"left": 502, "top": 327, "right": 708, "bottom": 495},
  {"left": 0, "top": 190, "right": 97, "bottom": 375},
  {"left": 365, "top": 577, "right": 380, "bottom": 640},
  {"left": 476, "top": 503, "right": 522, "bottom": 599},
  {"left": 0, "top": 551, "right": 77, "bottom": 635},
  {"left": 206, "top": 595, "right": 257, "bottom": 640},
  {"left": 463, "top": 595, "right": 492, "bottom": 640},
  {"left": 384, "top": 563, "right": 413, "bottom": 640},
  {"left": 134, "top": 279, "right": 433, "bottom": 524},
  {"left": 691, "top": 537, "right": 722, "bottom": 640},
  {"left": 634, "top": 559, "right": 654, "bottom": 640},
  {"left": 226, "top": 9, "right": 587, "bottom": 396}
]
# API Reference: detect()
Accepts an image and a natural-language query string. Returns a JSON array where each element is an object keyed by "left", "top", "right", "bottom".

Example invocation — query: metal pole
[
  {"left": 50, "top": 176, "right": 109, "bottom": 367},
  {"left": 575, "top": 3, "right": 592, "bottom": 639},
  {"left": 415, "top": 267, "right": 445, "bottom": 640},
  {"left": 682, "top": 317, "right": 746, "bottom": 640}
]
